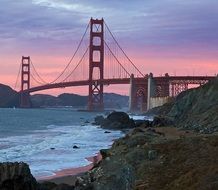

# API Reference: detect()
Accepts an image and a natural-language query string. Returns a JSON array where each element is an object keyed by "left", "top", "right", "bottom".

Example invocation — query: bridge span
[{"left": 16, "top": 18, "right": 216, "bottom": 112}]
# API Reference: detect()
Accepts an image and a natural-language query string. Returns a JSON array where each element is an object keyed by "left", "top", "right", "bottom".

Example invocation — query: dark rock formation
[
  {"left": 0, "top": 162, "right": 38, "bottom": 190},
  {"left": 152, "top": 115, "right": 174, "bottom": 127},
  {"left": 0, "top": 162, "right": 75, "bottom": 190},
  {"left": 134, "top": 119, "right": 151, "bottom": 128},
  {"left": 39, "top": 181, "right": 74, "bottom": 190},
  {"left": 100, "top": 112, "right": 135, "bottom": 129}
]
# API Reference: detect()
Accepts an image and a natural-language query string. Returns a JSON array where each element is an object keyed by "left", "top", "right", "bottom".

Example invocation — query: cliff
[{"left": 148, "top": 77, "right": 218, "bottom": 133}]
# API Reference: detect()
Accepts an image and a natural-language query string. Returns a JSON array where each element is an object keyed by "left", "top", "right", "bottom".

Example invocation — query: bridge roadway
[{"left": 23, "top": 76, "right": 215, "bottom": 93}]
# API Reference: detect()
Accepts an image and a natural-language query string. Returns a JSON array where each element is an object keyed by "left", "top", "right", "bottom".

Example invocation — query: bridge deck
[{"left": 22, "top": 76, "right": 216, "bottom": 93}]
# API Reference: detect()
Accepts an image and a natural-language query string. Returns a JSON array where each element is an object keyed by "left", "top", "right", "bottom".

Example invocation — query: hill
[
  {"left": 31, "top": 93, "right": 128, "bottom": 108},
  {"left": 148, "top": 77, "right": 218, "bottom": 133},
  {"left": 0, "top": 84, "right": 128, "bottom": 108},
  {"left": 0, "top": 84, "right": 19, "bottom": 108}
]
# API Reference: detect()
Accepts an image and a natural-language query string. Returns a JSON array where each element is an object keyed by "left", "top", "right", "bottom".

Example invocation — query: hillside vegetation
[{"left": 150, "top": 77, "right": 218, "bottom": 133}]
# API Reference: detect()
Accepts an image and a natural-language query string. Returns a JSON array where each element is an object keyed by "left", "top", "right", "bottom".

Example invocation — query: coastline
[{"left": 37, "top": 153, "right": 102, "bottom": 185}]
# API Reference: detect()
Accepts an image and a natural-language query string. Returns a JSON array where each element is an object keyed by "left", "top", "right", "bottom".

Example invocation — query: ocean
[{"left": 0, "top": 108, "right": 124, "bottom": 178}]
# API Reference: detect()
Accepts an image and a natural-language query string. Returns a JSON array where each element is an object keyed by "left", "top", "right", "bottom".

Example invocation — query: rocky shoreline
[{"left": 1, "top": 121, "right": 217, "bottom": 190}]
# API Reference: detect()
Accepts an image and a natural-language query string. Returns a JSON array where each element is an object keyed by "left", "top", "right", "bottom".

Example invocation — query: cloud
[{"left": 0, "top": 0, "right": 218, "bottom": 66}]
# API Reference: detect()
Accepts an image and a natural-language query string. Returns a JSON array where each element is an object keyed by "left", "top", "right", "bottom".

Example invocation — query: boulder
[
  {"left": 0, "top": 162, "right": 38, "bottom": 190},
  {"left": 101, "top": 112, "right": 135, "bottom": 129}
]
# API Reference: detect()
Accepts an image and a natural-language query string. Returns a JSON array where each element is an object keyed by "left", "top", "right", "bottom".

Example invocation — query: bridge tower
[
  {"left": 88, "top": 18, "right": 104, "bottom": 111},
  {"left": 20, "top": 56, "right": 31, "bottom": 108},
  {"left": 129, "top": 74, "right": 148, "bottom": 113}
]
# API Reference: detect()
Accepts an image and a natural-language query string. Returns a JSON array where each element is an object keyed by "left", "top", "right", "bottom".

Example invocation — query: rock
[
  {"left": 149, "top": 77, "right": 218, "bottom": 133},
  {"left": 39, "top": 181, "right": 74, "bottom": 190},
  {"left": 104, "top": 131, "right": 111, "bottom": 133},
  {"left": 94, "top": 115, "right": 105, "bottom": 125},
  {"left": 107, "top": 112, "right": 129, "bottom": 123},
  {"left": 73, "top": 145, "right": 79, "bottom": 149},
  {"left": 101, "top": 112, "right": 135, "bottom": 129},
  {"left": 130, "top": 128, "right": 145, "bottom": 135},
  {"left": 148, "top": 150, "right": 158, "bottom": 160},
  {"left": 39, "top": 181, "right": 57, "bottom": 190},
  {"left": 100, "top": 149, "right": 110, "bottom": 159},
  {"left": 0, "top": 162, "right": 38, "bottom": 190},
  {"left": 146, "top": 128, "right": 165, "bottom": 136},
  {"left": 152, "top": 116, "right": 173, "bottom": 127},
  {"left": 135, "top": 120, "right": 151, "bottom": 128},
  {"left": 52, "top": 184, "right": 74, "bottom": 190}
]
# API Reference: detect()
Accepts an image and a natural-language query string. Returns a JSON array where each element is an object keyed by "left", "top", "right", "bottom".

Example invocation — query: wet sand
[{"left": 38, "top": 153, "right": 102, "bottom": 185}]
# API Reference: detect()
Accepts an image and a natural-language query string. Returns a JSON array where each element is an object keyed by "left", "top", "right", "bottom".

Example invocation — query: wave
[{"left": 0, "top": 124, "right": 124, "bottom": 178}]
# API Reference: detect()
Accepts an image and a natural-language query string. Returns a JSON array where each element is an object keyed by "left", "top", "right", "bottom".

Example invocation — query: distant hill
[
  {"left": 0, "top": 84, "right": 19, "bottom": 108},
  {"left": 104, "top": 93, "right": 128, "bottom": 108},
  {"left": 0, "top": 84, "right": 129, "bottom": 108},
  {"left": 31, "top": 93, "right": 128, "bottom": 108}
]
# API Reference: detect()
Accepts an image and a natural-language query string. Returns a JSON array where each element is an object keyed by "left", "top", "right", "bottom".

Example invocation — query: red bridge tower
[
  {"left": 88, "top": 18, "right": 104, "bottom": 111},
  {"left": 20, "top": 56, "right": 31, "bottom": 108}
]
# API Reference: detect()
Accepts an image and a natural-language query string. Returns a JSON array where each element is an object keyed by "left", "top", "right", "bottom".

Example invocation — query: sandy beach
[{"left": 38, "top": 153, "right": 102, "bottom": 185}]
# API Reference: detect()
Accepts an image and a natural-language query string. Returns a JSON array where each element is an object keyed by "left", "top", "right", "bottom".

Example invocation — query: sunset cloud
[{"left": 0, "top": 0, "right": 218, "bottom": 94}]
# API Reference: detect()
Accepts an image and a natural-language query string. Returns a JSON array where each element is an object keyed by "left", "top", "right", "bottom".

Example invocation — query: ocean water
[{"left": 0, "top": 108, "right": 124, "bottom": 178}]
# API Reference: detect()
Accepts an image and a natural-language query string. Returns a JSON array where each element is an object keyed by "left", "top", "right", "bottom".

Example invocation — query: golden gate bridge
[{"left": 14, "top": 18, "right": 215, "bottom": 112}]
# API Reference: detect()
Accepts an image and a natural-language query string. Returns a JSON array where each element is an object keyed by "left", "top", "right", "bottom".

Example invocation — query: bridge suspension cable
[
  {"left": 14, "top": 61, "right": 22, "bottom": 90},
  {"left": 62, "top": 46, "right": 89, "bottom": 82},
  {"left": 104, "top": 21, "right": 144, "bottom": 77},
  {"left": 104, "top": 41, "right": 131, "bottom": 77},
  {"left": 93, "top": 23, "right": 130, "bottom": 78},
  {"left": 30, "top": 73, "right": 45, "bottom": 86},
  {"left": 30, "top": 59, "right": 48, "bottom": 84},
  {"left": 50, "top": 22, "right": 90, "bottom": 84}
]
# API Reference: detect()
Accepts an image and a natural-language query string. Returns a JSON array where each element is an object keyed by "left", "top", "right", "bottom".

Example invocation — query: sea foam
[{"left": 0, "top": 124, "right": 123, "bottom": 178}]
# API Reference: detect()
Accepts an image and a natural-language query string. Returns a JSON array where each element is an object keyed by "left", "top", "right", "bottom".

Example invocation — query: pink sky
[{"left": 0, "top": 1, "right": 218, "bottom": 96}]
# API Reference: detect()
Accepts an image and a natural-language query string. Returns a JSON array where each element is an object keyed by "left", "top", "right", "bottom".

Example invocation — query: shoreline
[{"left": 37, "top": 153, "right": 102, "bottom": 185}]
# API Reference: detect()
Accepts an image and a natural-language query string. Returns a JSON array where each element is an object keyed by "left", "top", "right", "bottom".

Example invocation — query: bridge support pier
[
  {"left": 20, "top": 56, "right": 31, "bottom": 108},
  {"left": 88, "top": 18, "right": 104, "bottom": 111},
  {"left": 129, "top": 74, "right": 148, "bottom": 113},
  {"left": 147, "top": 73, "right": 156, "bottom": 110},
  {"left": 129, "top": 74, "right": 135, "bottom": 112}
]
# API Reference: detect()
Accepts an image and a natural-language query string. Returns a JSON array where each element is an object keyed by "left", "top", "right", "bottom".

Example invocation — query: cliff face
[
  {"left": 0, "top": 162, "right": 75, "bottom": 190},
  {"left": 0, "top": 84, "right": 19, "bottom": 107},
  {"left": 167, "top": 78, "right": 218, "bottom": 133},
  {"left": 149, "top": 77, "right": 218, "bottom": 133},
  {"left": 0, "top": 162, "right": 38, "bottom": 190}
]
